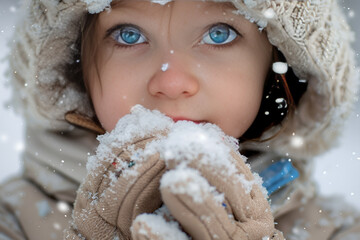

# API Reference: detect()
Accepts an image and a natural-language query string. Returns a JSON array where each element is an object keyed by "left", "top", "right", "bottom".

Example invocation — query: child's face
[{"left": 86, "top": 0, "right": 273, "bottom": 138}]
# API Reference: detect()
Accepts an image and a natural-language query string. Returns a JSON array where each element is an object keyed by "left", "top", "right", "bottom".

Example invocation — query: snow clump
[
  {"left": 133, "top": 213, "right": 189, "bottom": 240},
  {"left": 272, "top": 62, "right": 288, "bottom": 74},
  {"left": 145, "top": 120, "right": 263, "bottom": 195},
  {"left": 82, "top": 0, "right": 112, "bottom": 14},
  {"left": 160, "top": 168, "right": 224, "bottom": 204},
  {"left": 87, "top": 105, "right": 173, "bottom": 172},
  {"left": 144, "top": 120, "right": 241, "bottom": 176},
  {"left": 151, "top": 0, "right": 173, "bottom": 5}
]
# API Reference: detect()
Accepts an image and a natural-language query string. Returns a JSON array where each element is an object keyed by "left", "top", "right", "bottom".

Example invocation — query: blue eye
[
  {"left": 202, "top": 24, "right": 238, "bottom": 45},
  {"left": 112, "top": 26, "right": 146, "bottom": 45}
]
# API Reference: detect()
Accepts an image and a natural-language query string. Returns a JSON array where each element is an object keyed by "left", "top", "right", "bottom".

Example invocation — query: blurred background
[{"left": 0, "top": 0, "right": 359, "bottom": 209}]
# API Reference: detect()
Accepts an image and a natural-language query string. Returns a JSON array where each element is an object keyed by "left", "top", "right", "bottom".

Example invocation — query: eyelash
[
  {"left": 107, "top": 23, "right": 241, "bottom": 50},
  {"left": 113, "top": 42, "right": 146, "bottom": 50}
]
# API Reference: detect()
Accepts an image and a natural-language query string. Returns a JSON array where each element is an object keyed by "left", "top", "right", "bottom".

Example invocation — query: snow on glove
[
  {"left": 131, "top": 205, "right": 190, "bottom": 240},
  {"left": 136, "top": 122, "right": 284, "bottom": 240},
  {"left": 64, "top": 105, "right": 173, "bottom": 240}
]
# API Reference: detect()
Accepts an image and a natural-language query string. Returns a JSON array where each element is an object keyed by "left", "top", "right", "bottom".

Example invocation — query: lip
[{"left": 169, "top": 117, "right": 205, "bottom": 124}]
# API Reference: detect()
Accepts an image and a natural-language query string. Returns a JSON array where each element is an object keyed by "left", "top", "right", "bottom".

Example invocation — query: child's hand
[
  {"left": 131, "top": 122, "right": 284, "bottom": 240},
  {"left": 64, "top": 105, "right": 173, "bottom": 240}
]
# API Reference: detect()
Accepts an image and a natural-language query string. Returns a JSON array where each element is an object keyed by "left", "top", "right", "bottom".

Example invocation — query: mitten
[
  {"left": 64, "top": 105, "right": 173, "bottom": 240},
  {"left": 132, "top": 122, "right": 284, "bottom": 240}
]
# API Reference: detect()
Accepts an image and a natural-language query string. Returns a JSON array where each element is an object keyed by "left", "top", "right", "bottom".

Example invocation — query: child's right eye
[{"left": 110, "top": 24, "right": 147, "bottom": 47}]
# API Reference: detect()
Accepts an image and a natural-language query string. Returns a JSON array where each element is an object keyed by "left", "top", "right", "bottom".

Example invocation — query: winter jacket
[{"left": 1, "top": 0, "right": 360, "bottom": 239}]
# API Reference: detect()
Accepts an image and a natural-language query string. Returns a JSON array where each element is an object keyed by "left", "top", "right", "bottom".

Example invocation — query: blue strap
[{"left": 259, "top": 158, "right": 299, "bottom": 195}]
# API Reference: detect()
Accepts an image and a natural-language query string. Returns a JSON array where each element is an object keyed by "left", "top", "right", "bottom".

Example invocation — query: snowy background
[{"left": 0, "top": 0, "right": 360, "bottom": 209}]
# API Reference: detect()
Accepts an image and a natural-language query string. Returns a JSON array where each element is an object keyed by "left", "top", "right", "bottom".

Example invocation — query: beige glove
[
  {"left": 132, "top": 122, "right": 284, "bottom": 240},
  {"left": 64, "top": 105, "right": 173, "bottom": 240}
]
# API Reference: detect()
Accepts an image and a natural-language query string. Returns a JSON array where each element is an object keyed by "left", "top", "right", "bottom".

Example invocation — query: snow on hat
[{"left": 7, "top": 0, "right": 359, "bottom": 159}]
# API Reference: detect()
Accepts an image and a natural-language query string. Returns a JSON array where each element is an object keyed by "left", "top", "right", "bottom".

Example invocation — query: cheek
[
  {"left": 87, "top": 65, "right": 134, "bottom": 132},
  {"left": 88, "top": 83, "right": 123, "bottom": 132},
  {"left": 222, "top": 83, "right": 264, "bottom": 138},
  {"left": 88, "top": 55, "right": 156, "bottom": 132},
  {"left": 95, "top": 97, "right": 130, "bottom": 132},
  {"left": 212, "top": 63, "right": 266, "bottom": 138}
]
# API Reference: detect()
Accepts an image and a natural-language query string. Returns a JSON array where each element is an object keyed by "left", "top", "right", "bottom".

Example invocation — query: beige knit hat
[{"left": 7, "top": 0, "right": 359, "bottom": 159}]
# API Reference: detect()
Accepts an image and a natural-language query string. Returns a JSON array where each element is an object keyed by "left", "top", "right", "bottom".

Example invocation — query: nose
[{"left": 148, "top": 62, "right": 199, "bottom": 99}]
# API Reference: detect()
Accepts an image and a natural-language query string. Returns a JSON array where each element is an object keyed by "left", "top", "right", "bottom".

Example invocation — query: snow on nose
[{"left": 161, "top": 63, "right": 169, "bottom": 72}]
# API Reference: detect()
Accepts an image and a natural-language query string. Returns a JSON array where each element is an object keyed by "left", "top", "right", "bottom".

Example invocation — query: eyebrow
[{"left": 202, "top": 1, "right": 236, "bottom": 11}]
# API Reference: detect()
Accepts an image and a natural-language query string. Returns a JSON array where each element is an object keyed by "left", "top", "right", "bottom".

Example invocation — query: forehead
[{"left": 110, "top": 0, "right": 236, "bottom": 11}]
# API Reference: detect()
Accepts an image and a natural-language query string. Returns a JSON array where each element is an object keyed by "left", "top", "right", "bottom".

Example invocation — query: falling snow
[
  {"left": 9, "top": 6, "right": 16, "bottom": 13},
  {"left": 0, "top": 134, "right": 8, "bottom": 143},
  {"left": 348, "top": 10, "right": 355, "bottom": 18},
  {"left": 53, "top": 222, "right": 61, "bottom": 231},
  {"left": 57, "top": 201, "right": 70, "bottom": 213},
  {"left": 14, "top": 142, "right": 24, "bottom": 152},
  {"left": 290, "top": 135, "right": 304, "bottom": 148}
]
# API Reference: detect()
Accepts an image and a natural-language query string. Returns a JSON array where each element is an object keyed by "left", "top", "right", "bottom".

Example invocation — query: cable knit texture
[{"left": 7, "top": 0, "right": 359, "bottom": 160}]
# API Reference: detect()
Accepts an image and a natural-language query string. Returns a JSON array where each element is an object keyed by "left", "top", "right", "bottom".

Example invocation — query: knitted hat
[{"left": 7, "top": 0, "right": 359, "bottom": 159}]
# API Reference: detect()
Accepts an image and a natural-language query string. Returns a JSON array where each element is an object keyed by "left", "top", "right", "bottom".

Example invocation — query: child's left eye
[{"left": 201, "top": 24, "right": 239, "bottom": 46}]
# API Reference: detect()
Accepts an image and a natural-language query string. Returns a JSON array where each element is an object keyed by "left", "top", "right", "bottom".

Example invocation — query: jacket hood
[{"left": 7, "top": 0, "right": 359, "bottom": 160}]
